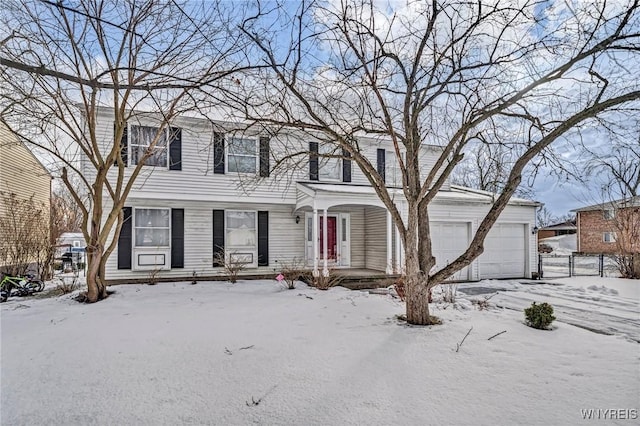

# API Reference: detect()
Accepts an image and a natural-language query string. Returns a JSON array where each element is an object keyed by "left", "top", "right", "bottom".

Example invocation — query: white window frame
[
  {"left": 129, "top": 124, "right": 169, "bottom": 168},
  {"left": 603, "top": 232, "right": 616, "bottom": 243},
  {"left": 318, "top": 144, "right": 342, "bottom": 182},
  {"left": 603, "top": 209, "right": 615, "bottom": 220},
  {"left": 226, "top": 136, "right": 258, "bottom": 175},
  {"left": 133, "top": 207, "right": 171, "bottom": 248},
  {"left": 385, "top": 150, "right": 403, "bottom": 187},
  {"left": 225, "top": 210, "right": 258, "bottom": 267}
]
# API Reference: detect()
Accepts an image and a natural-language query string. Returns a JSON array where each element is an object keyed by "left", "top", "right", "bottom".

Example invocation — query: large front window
[
  {"left": 130, "top": 125, "right": 168, "bottom": 167},
  {"left": 226, "top": 210, "right": 257, "bottom": 264},
  {"left": 228, "top": 137, "right": 257, "bottom": 174},
  {"left": 134, "top": 208, "right": 170, "bottom": 247}
]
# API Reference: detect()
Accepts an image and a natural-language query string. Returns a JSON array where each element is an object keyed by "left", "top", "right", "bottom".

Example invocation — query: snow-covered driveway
[{"left": 458, "top": 277, "right": 640, "bottom": 342}]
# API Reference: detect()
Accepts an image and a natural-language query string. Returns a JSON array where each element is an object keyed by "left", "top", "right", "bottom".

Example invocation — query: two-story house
[
  {"left": 86, "top": 108, "right": 539, "bottom": 283},
  {"left": 573, "top": 197, "right": 640, "bottom": 254}
]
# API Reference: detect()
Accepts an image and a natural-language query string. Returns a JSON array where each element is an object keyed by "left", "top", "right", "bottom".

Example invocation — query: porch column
[
  {"left": 312, "top": 208, "right": 319, "bottom": 277},
  {"left": 386, "top": 211, "right": 394, "bottom": 274},
  {"left": 395, "top": 227, "right": 403, "bottom": 274},
  {"left": 322, "top": 209, "right": 329, "bottom": 276}
]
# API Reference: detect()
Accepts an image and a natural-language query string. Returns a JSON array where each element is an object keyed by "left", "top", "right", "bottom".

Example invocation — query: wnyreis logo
[{"left": 581, "top": 409, "right": 638, "bottom": 420}]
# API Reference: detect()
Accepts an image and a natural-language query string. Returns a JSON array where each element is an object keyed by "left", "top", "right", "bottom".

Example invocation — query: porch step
[{"left": 337, "top": 275, "right": 398, "bottom": 290}]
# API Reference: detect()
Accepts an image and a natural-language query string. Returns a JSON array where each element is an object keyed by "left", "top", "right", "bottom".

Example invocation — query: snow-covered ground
[
  {"left": 539, "top": 234, "right": 577, "bottom": 254},
  {"left": 1, "top": 278, "right": 638, "bottom": 425}
]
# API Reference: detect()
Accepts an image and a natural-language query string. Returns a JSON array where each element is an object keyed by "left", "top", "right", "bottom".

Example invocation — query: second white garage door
[
  {"left": 430, "top": 222, "right": 471, "bottom": 281},
  {"left": 479, "top": 223, "right": 527, "bottom": 279}
]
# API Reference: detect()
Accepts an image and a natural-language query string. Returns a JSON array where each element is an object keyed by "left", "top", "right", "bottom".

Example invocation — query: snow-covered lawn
[{"left": 2, "top": 279, "right": 638, "bottom": 425}]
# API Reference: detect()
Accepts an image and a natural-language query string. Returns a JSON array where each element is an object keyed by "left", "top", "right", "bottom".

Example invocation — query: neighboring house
[
  {"left": 537, "top": 220, "right": 576, "bottom": 241},
  {"left": 0, "top": 124, "right": 52, "bottom": 268},
  {"left": 573, "top": 197, "right": 640, "bottom": 254},
  {"left": 85, "top": 107, "right": 540, "bottom": 283},
  {"left": 56, "top": 232, "right": 85, "bottom": 258}
]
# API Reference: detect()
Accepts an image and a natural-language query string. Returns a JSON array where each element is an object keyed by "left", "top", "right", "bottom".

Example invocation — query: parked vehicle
[{"left": 0, "top": 274, "right": 45, "bottom": 302}]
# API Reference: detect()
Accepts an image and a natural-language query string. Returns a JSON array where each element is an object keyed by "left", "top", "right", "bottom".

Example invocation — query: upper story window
[
  {"left": 130, "top": 125, "right": 168, "bottom": 167},
  {"left": 603, "top": 232, "right": 616, "bottom": 243},
  {"left": 227, "top": 137, "right": 257, "bottom": 174},
  {"left": 319, "top": 144, "right": 341, "bottom": 181},
  {"left": 386, "top": 150, "right": 402, "bottom": 187},
  {"left": 134, "top": 208, "right": 170, "bottom": 247},
  {"left": 603, "top": 209, "right": 615, "bottom": 220}
]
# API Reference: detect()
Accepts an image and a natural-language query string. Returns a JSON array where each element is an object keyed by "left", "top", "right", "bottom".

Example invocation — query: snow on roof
[{"left": 539, "top": 221, "right": 576, "bottom": 231}]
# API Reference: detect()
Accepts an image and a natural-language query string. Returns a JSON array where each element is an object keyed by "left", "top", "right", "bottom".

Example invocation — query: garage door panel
[
  {"left": 431, "top": 222, "right": 470, "bottom": 281},
  {"left": 479, "top": 223, "right": 526, "bottom": 278}
]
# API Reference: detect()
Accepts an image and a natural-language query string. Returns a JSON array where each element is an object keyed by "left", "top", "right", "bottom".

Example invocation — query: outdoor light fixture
[
  {"left": 532, "top": 226, "right": 539, "bottom": 235},
  {"left": 295, "top": 215, "right": 300, "bottom": 224}
]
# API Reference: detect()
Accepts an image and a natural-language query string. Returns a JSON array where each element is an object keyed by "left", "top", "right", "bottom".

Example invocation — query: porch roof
[
  {"left": 295, "top": 182, "right": 540, "bottom": 211},
  {"left": 295, "top": 182, "right": 402, "bottom": 211}
]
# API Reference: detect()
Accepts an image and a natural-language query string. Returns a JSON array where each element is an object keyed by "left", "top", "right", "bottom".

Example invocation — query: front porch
[
  {"left": 295, "top": 182, "right": 406, "bottom": 277},
  {"left": 333, "top": 268, "right": 400, "bottom": 290}
]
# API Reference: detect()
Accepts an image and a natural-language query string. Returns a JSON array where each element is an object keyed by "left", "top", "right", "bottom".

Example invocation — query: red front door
[{"left": 320, "top": 217, "right": 338, "bottom": 261}]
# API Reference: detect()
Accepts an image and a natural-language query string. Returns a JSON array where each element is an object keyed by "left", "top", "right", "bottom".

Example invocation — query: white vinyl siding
[{"left": 364, "top": 207, "right": 387, "bottom": 271}]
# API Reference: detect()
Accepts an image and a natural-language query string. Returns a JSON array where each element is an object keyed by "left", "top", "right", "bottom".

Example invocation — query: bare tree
[
  {"left": 51, "top": 181, "right": 84, "bottom": 238},
  {"left": 0, "top": 0, "right": 247, "bottom": 302},
  {"left": 585, "top": 124, "right": 640, "bottom": 198},
  {"left": 0, "top": 192, "right": 52, "bottom": 278},
  {"left": 451, "top": 143, "right": 535, "bottom": 200},
  {"left": 229, "top": 0, "right": 640, "bottom": 324}
]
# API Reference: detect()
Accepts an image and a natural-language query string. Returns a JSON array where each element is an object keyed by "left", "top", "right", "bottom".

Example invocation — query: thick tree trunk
[
  {"left": 84, "top": 221, "right": 108, "bottom": 303},
  {"left": 405, "top": 271, "right": 434, "bottom": 324},
  {"left": 402, "top": 214, "right": 438, "bottom": 325}
]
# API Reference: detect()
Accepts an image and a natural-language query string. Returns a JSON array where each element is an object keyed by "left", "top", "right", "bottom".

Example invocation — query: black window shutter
[
  {"left": 342, "top": 148, "right": 351, "bottom": 183},
  {"left": 377, "top": 148, "right": 386, "bottom": 183},
  {"left": 117, "top": 207, "right": 132, "bottom": 269},
  {"left": 309, "top": 142, "right": 319, "bottom": 181},
  {"left": 169, "top": 127, "right": 182, "bottom": 171},
  {"left": 171, "top": 208, "right": 184, "bottom": 268},
  {"left": 114, "top": 122, "right": 128, "bottom": 167},
  {"left": 258, "top": 211, "right": 269, "bottom": 266},
  {"left": 212, "top": 209, "right": 225, "bottom": 266},
  {"left": 259, "top": 136, "right": 270, "bottom": 177},
  {"left": 213, "top": 132, "right": 225, "bottom": 174}
]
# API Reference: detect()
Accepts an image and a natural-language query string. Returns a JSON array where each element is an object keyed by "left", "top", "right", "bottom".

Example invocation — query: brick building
[
  {"left": 573, "top": 197, "right": 640, "bottom": 254},
  {"left": 537, "top": 220, "right": 576, "bottom": 242}
]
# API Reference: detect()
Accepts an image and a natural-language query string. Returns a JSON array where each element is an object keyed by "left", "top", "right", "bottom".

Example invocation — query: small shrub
[
  {"left": 311, "top": 270, "right": 343, "bottom": 290},
  {"left": 213, "top": 249, "right": 247, "bottom": 284},
  {"left": 393, "top": 276, "right": 405, "bottom": 301},
  {"left": 524, "top": 302, "right": 556, "bottom": 330},
  {"left": 277, "top": 258, "right": 309, "bottom": 289},
  {"left": 442, "top": 284, "right": 458, "bottom": 303},
  {"left": 147, "top": 268, "right": 161, "bottom": 285}
]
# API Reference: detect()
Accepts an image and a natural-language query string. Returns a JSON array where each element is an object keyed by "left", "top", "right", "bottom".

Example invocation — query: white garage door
[
  {"left": 479, "top": 223, "right": 526, "bottom": 278},
  {"left": 430, "top": 222, "right": 470, "bottom": 281}
]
